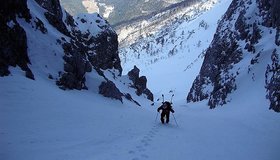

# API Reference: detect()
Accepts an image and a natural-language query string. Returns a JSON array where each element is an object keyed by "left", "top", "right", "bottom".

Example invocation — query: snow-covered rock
[
  {"left": 187, "top": 0, "right": 280, "bottom": 112},
  {"left": 0, "top": 0, "right": 153, "bottom": 104}
]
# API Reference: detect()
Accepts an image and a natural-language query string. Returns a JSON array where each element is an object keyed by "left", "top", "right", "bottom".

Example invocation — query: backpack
[
  {"left": 162, "top": 103, "right": 168, "bottom": 109},
  {"left": 162, "top": 101, "right": 171, "bottom": 110}
]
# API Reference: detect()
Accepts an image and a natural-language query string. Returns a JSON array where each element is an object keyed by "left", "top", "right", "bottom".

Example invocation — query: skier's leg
[
  {"left": 166, "top": 112, "right": 170, "bottom": 123},
  {"left": 160, "top": 113, "right": 164, "bottom": 124}
]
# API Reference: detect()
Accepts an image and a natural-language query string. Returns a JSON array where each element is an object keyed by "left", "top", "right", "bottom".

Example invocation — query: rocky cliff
[
  {"left": 187, "top": 0, "right": 280, "bottom": 112},
  {"left": 0, "top": 0, "right": 33, "bottom": 79},
  {"left": 0, "top": 0, "right": 153, "bottom": 104}
]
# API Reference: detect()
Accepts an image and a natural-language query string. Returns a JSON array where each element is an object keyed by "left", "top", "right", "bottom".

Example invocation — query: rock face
[
  {"left": 43, "top": 1, "right": 121, "bottom": 90},
  {"left": 58, "top": 13, "right": 122, "bottom": 89},
  {"left": 128, "top": 66, "right": 154, "bottom": 101},
  {"left": 265, "top": 49, "right": 280, "bottom": 112},
  {"left": 258, "top": 0, "right": 280, "bottom": 28},
  {"left": 99, "top": 81, "right": 123, "bottom": 102},
  {"left": 187, "top": 0, "right": 280, "bottom": 112},
  {"left": 0, "top": 0, "right": 34, "bottom": 79},
  {"left": 261, "top": 0, "right": 280, "bottom": 112},
  {"left": 89, "top": 31, "right": 122, "bottom": 73},
  {"left": 0, "top": 0, "right": 121, "bottom": 90},
  {"left": 34, "top": 0, "right": 71, "bottom": 36},
  {"left": 1, "top": 0, "right": 153, "bottom": 104}
]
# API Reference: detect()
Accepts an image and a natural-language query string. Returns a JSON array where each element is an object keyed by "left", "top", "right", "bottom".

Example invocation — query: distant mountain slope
[
  {"left": 60, "top": 0, "right": 190, "bottom": 26},
  {"left": 119, "top": 0, "right": 222, "bottom": 74},
  {"left": 187, "top": 0, "right": 280, "bottom": 112},
  {"left": 115, "top": 0, "right": 209, "bottom": 48},
  {"left": 60, "top": 0, "right": 87, "bottom": 16}
]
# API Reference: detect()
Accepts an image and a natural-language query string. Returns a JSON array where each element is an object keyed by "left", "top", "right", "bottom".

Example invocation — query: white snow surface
[
  {"left": 1, "top": 69, "right": 279, "bottom": 160},
  {"left": 1, "top": 0, "right": 280, "bottom": 160}
]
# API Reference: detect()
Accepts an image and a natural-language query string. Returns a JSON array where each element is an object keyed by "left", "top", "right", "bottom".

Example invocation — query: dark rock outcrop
[
  {"left": 187, "top": 0, "right": 280, "bottom": 111},
  {"left": 56, "top": 53, "right": 91, "bottom": 90},
  {"left": 57, "top": 28, "right": 121, "bottom": 89},
  {"left": 57, "top": 34, "right": 92, "bottom": 90},
  {"left": 128, "top": 65, "right": 140, "bottom": 82},
  {"left": 89, "top": 30, "right": 122, "bottom": 74},
  {"left": 258, "top": 0, "right": 280, "bottom": 28},
  {"left": 265, "top": 49, "right": 280, "bottom": 112},
  {"left": 260, "top": 0, "right": 280, "bottom": 112},
  {"left": 34, "top": 0, "right": 71, "bottom": 36},
  {"left": 143, "top": 89, "right": 154, "bottom": 102},
  {"left": 128, "top": 65, "right": 154, "bottom": 101},
  {"left": 37, "top": 1, "right": 121, "bottom": 90},
  {"left": 124, "top": 93, "right": 141, "bottom": 106},
  {"left": 0, "top": 0, "right": 34, "bottom": 79},
  {"left": 99, "top": 81, "right": 123, "bottom": 102}
]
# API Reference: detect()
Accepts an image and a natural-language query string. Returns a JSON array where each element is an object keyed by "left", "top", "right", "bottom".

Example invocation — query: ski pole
[
  {"left": 155, "top": 112, "right": 159, "bottom": 122},
  {"left": 172, "top": 113, "right": 179, "bottom": 127},
  {"left": 162, "top": 94, "right": 164, "bottom": 103},
  {"left": 170, "top": 94, "right": 174, "bottom": 104}
]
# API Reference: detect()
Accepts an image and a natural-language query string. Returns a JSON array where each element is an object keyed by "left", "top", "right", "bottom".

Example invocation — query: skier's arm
[
  {"left": 157, "top": 106, "right": 162, "bottom": 112},
  {"left": 170, "top": 108, "right": 175, "bottom": 113}
]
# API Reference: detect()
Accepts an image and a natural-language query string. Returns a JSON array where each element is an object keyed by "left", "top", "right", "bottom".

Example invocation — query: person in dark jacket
[{"left": 157, "top": 101, "right": 174, "bottom": 124}]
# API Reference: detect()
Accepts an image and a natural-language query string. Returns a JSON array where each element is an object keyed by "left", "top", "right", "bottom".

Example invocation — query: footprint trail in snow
[{"left": 129, "top": 124, "right": 160, "bottom": 160}]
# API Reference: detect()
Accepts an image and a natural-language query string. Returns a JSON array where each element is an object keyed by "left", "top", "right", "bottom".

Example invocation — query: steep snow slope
[
  {"left": 0, "top": 73, "right": 151, "bottom": 160},
  {"left": 1, "top": 62, "right": 280, "bottom": 160}
]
